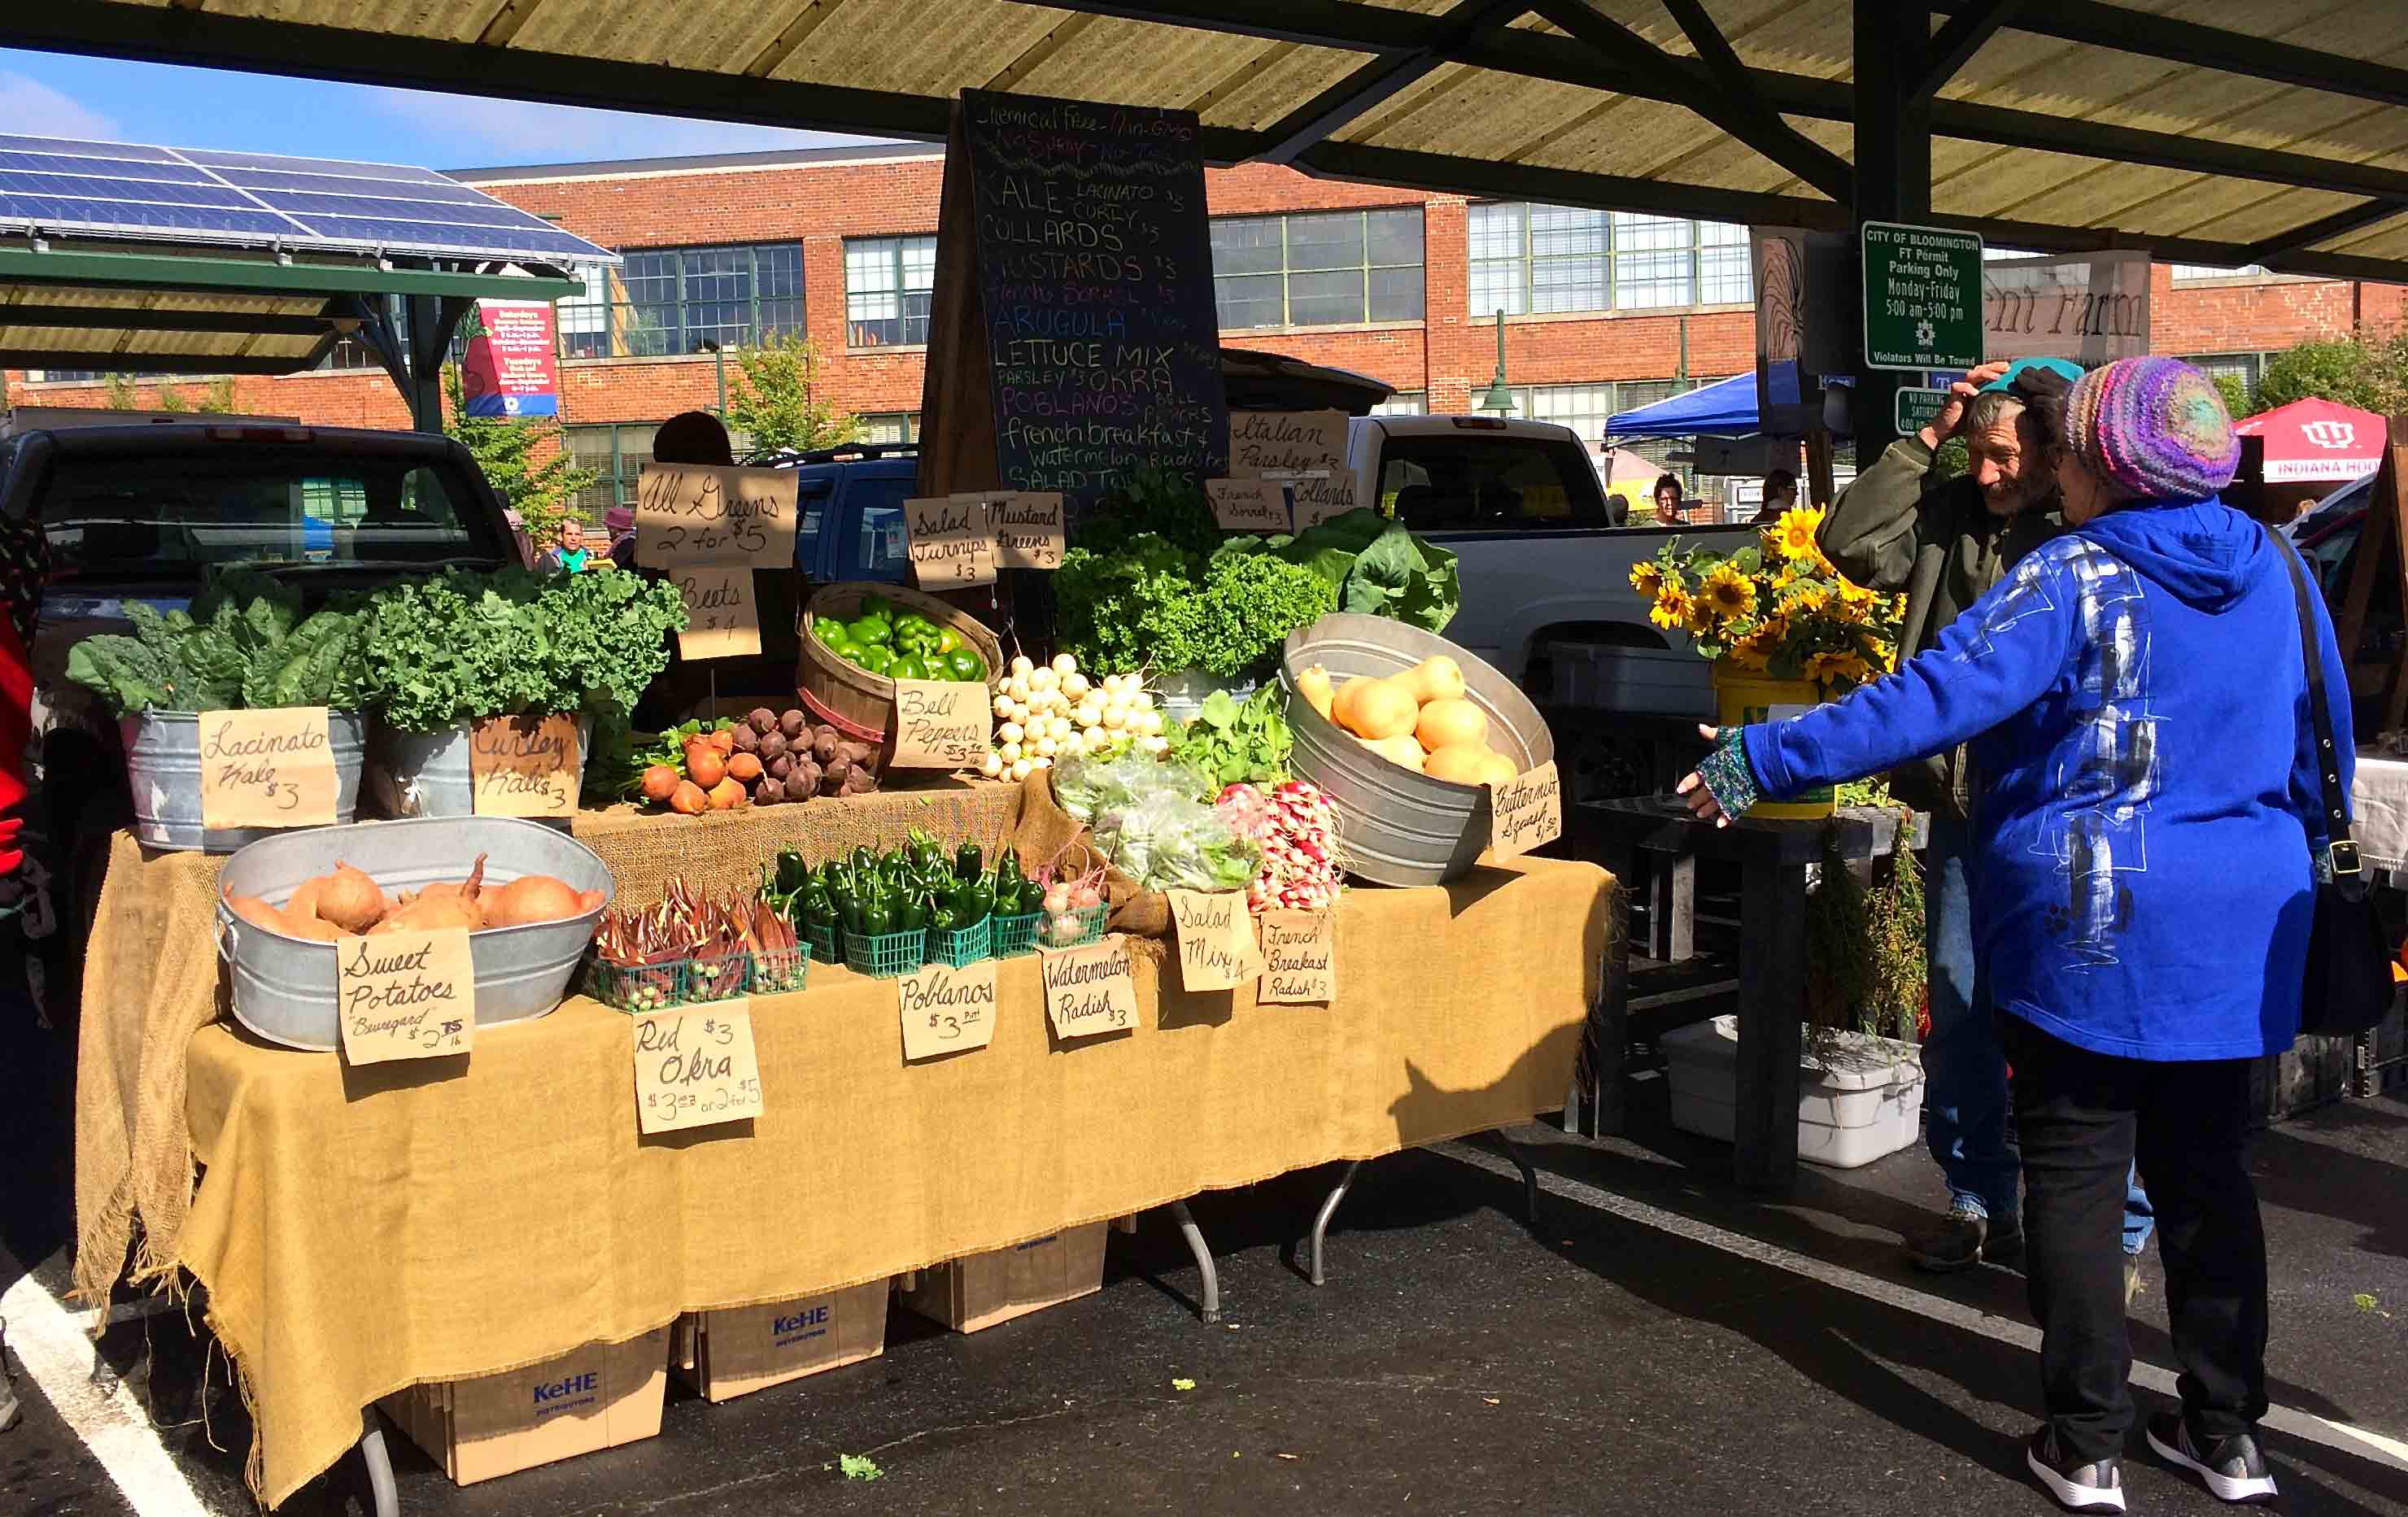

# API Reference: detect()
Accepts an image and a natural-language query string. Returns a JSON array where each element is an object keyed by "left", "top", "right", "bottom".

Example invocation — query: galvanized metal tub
[
  {"left": 123, "top": 709, "right": 367, "bottom": 854},
  {"left": 214, "top": 816, "right": 615, "bottom": 1051},
  {"left": 1280, "top": 616, "right": 1553, "bottom": 888},
  {"left": 368, "top": 715, "right": 595, "bottom": 820},
  {"left": 1154, "top": 669, "right": 1259, "bottom": 728}
]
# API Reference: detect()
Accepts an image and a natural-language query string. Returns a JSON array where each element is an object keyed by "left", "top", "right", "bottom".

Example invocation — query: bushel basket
[{"left": 798, "top": 582, "right": 1005, "bottom": 746}]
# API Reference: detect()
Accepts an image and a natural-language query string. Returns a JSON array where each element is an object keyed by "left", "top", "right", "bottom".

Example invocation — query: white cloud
[
  {"left": 366, "top": 86, "right": 873, "bottom": 167},
  {"left": 0, "top": 71, "right": 121, "bottom": 143}
]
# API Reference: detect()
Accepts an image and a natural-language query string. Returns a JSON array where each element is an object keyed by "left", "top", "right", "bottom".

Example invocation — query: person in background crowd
[
  {"left": 604, "top": 505, "right": 636, "bottom": 571},
  {"left": 1681, "top": 358, "right": 2324, "bottom": 1513},
  {"left": 652, "top": 410, "right": 736, "bottom": 469},
  {"left": 537, "top": 517, "right": 592, "bottom": 574},
  {"left": 1651, "top": 473, "right": 1686, "bottom": 525},
  {"left": 0, "top": 514, "right": 41, "bottom": 899},
  {"left": 1752, "top": 468, "right": 1799, "bottom": 523},
  {"left": 1819, "top": 356, "right": 2154, "bottom": 1285}
]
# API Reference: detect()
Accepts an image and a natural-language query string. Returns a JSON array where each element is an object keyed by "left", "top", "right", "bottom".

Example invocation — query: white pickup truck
[{"left": 1341, "top": 413, "right": 1753, "bottom": 796}]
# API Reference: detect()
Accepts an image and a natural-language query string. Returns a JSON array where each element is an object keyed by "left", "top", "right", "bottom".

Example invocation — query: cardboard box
[
  {"left": 673, "top": 1280, "right": 888, "bottom": 1403},
  {"left": 378, "top": 1327, "right": 669, "bottom": 1486},
  {"left": 898, "top": 1225, "right": 1108, "bottom": 1333}
]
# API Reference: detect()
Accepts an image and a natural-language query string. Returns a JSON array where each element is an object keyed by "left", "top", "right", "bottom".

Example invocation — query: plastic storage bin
[{"left": 1659, "top": 1014, "right": 1925, "bottom": 1170}]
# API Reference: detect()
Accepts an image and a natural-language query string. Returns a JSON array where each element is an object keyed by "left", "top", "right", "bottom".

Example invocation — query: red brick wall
[{"left": 9, "top": 149, "right": 2401, "bottom": 433}]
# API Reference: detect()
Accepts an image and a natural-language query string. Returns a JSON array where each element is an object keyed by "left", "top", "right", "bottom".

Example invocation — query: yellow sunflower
[
  {"left": 1773, "top": 504, "right": 1826, "bottom": 563},
  {"left": 1649, "top": 586, "right": 1695, "bottom": 632},
  {"left": 1629, "top": 561, "right": 1666, "bottom": 599},
  {"left": 1701, "top": 564, "right": 1756, "bottom": 620},
  {"left": 1726, "top": 627, "right": 1776, "bottom": 671},
  {"left": 1788, "top": 582, "right": 1832, "bottom": 616}
]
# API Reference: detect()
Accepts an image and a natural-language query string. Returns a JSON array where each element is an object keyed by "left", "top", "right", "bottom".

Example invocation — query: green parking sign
[
  {"left": 1862, "top": 221, "right": 1984, "bottom": 371},
  {"left": 1894, "top": 386, "right": 1952, "bottom": 437}
]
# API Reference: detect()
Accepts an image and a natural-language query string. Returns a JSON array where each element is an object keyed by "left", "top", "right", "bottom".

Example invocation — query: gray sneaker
[
  {"left": 1905, "top": 1202, "right": 2023, "bottom": 1272},
  {"left": 2147, "top": 1412, "right": 2277, "bottom": 1504},
  {"left": 2026, "top": 1427, "right": 2125, "bottom": 1512}
]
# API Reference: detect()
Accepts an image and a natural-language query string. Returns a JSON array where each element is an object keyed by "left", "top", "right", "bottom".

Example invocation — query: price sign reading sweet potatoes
[
  {"left": 1167, "top": 889, "right": 1260, "bottom": 992},
  {"left": 890, "top": 678, "right": 993, "bottom": 769},
  {"left": 633, "top": 1001, "right": 764, "bottom": 1135},
  {"left": 469, "top": 713, "right": 581, "bottom": 818},
  {"left": 196, "top": 707, "right": 339, "bottom": 831},
  {"left": 904, "top": 497, "right": 999, "bottom": 588},
  {"left": 1206, "top": 478, "right": 1290, "bottom": 533},
  {"left": 1489, "top": 760, "right": 1563, "bottom": 858},
  {"left": 898, "top": 957, "right": 999, "bottom": 1061},
  {"left": 1258, "top": 910, "right": 1336, "bottom": 1005},
  {"left": 635, "top": 464, "right": 798, "bottom": 566},
  {"left": 1041, "top": 936, "right": 1139, "bottom": 1040},
  {"left": 991, "top": 491, "right": 1066, "bottom": 570},
  {"left": 336, "top": 926, "right": 475, "bottom": 1065},
  {"left": 673, "top": 565, "right": 763, "bottom": 660}
]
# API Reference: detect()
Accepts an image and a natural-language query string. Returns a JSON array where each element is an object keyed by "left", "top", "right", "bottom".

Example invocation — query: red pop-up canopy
[{"left": 2234, "top": 399, "right": 2388, "bottom": 483}]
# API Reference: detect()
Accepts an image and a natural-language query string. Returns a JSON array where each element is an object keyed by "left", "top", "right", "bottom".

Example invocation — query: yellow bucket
[{"left": 1710, "top": 665, "right": 1835, "bottom": 821}]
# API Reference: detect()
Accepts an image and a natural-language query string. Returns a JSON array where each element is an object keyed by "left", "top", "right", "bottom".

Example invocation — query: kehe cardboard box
[
  {"left": 378, "top": 1326, "right": 670, "bottom": 1486},
  {"left": 674, "top": 1280, "right": 890, "bottom": 1403},
  {"left": 898, "top": 1225, "right": 1109, "bottom": 1333}
]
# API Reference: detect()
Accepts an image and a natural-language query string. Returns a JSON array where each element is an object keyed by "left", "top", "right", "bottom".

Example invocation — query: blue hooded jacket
[{"left": 1734, "top": 499, "right": 2350, "bottom": 1061}]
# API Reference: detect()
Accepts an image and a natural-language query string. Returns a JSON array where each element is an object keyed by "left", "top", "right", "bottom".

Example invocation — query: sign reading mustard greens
[
  {"left": 898, "top": 957, "right": 1000, "bottom": 1061},
  {"left": 890, "top": 678, "right": 994, "bottom": 769},
  {"left": 197, "top": 706, "right": 339, "bottom": 831},
  {"left": 633, "top": 1001, "right": 765, "bottom": 1136},
  {"left": 672, "top": 565, "right": 764, "bottom": 660},
  {"left": 1167, "top": 888, "right": 1260, "bottom": 992},
  {"left": 469, "top": 713, "right": 581, "bottom": 818},
  {"left": 989, "top": 490, "right": 1066, "bottom": 570},
  {"left": 1489, "top": 760, "right": 1563, "bottom": 858},
  {"left": 635, "top": 464, "right": 800, "bottom": 566},
  {"left": 336, "top": 925, "right": 475, "bottom": 1065},
  {"left": 1257, "top": 910, "right": 1336, "bottom": 1005},
  {"left": 1040, "top": 936, "right": 1139, "bottom": 1040}
]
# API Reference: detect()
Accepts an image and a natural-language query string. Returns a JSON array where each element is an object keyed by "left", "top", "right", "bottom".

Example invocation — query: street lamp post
[
  {"left": 1474, "top": 309, "right": 1516, "bottom": 415},
  {"left": 698, "top": 339, "right": 727, "bottom": 418}
]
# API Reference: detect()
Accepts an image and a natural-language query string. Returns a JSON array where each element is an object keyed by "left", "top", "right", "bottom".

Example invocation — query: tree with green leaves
[
  {"left": 441, "top": 363, "right": 595, "bottom": 543},
  {"left": 723, "top": 330, "right": 861, "bottom": 457},
  {"left": 2254, "top": 331, "right": 2408, "bottom": 416}
]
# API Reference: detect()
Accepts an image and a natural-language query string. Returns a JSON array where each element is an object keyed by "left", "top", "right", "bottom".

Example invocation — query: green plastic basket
[
  {"left": 1037, "top": 903, "right": 1109, "bottom": 952},
  {"left": 681, "top": 951, "right": 752, "bottom": 1003},
  {"left": 802, "top": 921, "right": 840, "bottom": 968},
  {"left": 845, "top": 926, "right": 928, "bottom": 979},
  {"left": 751, "top": 942, "right": 812, "bottom": 996},
  {"left": 927, "top": 917, "right": 992, "bottom": 969},
  {"left": 589, "top": 958, "right": 680, "bottom": 1014},
  {"left": 991, "top": 910, "right": 1044, "bottom": 959}
]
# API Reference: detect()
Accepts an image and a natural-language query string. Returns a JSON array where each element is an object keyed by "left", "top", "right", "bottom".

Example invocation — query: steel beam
[
  {"left": 0, "top": 303, "right": 339, "bottom": 336},
  {"left": 0, "top": 351, "right": 318, "bottom": 376},
  {"left": 1913, "top": 0, "right": 2025, "bottom": 105},
  {"left": 0, "top": 246, "right": 578, "bottom": 301},
  {"left": 1258, "top": 0, "right": 1528, "bottom": 165},
  {"left": 1956, "top": 0, "right": 2408, "bottom": 112},
  {"left": 2242, "top": 198, "right": 2408, "bottom": 264},
  {"left": 1295, "top": 142, "right": 1842, "bottom": 229}
]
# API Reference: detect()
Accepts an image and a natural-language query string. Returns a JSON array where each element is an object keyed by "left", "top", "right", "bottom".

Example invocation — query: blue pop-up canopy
[{"left": 1604, "top": 373, "right": 1761, "bottom": 439}]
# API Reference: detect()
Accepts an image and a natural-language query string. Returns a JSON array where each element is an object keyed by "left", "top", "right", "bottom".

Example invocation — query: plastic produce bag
[{"left": 1093, "top": 791, "right": 1260, "bottom": 893}]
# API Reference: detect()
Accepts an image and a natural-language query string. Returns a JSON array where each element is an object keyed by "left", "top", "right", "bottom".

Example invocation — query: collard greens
[{"left": 64, "top": 567, "right": 368, "bottom": 716}]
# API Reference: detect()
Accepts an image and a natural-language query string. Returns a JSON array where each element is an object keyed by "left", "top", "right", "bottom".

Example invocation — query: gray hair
[{"left": 1965, "top": 390, "right": 2059, "bottom": 453}]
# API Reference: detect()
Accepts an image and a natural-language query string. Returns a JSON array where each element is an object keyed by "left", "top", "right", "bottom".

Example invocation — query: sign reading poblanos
[{"left": 1861, "top": 221, "right": 1983, "bottom": 372}]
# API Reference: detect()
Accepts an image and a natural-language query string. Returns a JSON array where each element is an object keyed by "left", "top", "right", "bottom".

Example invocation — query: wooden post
[
  {"left": 2336, "top": 417, "right": 2408, "bottom": 724},
  {"left": 1805, "top": 425, "right": 1837, "bottom": 507},
  {"left": 913, "top": 106, "right": 1001, "bottom": 503}
]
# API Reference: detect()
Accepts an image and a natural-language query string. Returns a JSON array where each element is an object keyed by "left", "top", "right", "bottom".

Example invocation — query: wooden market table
[
  {"left": 72, "top": 788, "right": 1611, "bottom": 1510},
  {"left": 1564, "top": 796, "right": 1921, "bottom": 1191}
]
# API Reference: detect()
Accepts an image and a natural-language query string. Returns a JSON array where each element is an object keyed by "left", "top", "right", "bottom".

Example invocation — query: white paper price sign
[
  {"left": 196, "top": 707, "right": 339, "bottom": 831},
  {"left": 904, "top": 496, "right": 999, "bottom": 588},
  {"left": 991, "top": 491, "right": 1066, "bottom": 570},
  {"left": 674, "top": 565, "right": 763, "bottom": 660},
  {"left": 336, "top": 926, "right": 475, "bottom": 1064},
  {"left": 1206, "top": 477, "right": 1289, "bottom": 533},
  {"left": 635, "top": 464, "right": 799, "bottom": 566},
  {"left": 469, "top": 713, "right": 581, "bottom": 817},
  {"left": 898, "top": 957, "right": 999, "bottom": 1061},
  {"left": 1040, "top": 936, "right": 1140, "bottom": 1040},
  {"left": 633, "top": 1001, "right": 765, "bottom": 1134},
  {"left": 1258, "top": 910, "right": 1336, "bottom": 1004},
  {"left": 890, "top": 678, "right": 993, "bottom": 769},
  {"left": 1489, "top": 760, "right": 1563, "bottom": 858},
  {"left": 1167, "top": 888, "right": 1260, "bottom": 992}
]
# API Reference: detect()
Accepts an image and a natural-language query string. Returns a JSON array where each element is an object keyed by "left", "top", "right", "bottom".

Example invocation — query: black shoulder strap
[{"left": 2275, "top": 535, "right": 2359, "bottom": 878}]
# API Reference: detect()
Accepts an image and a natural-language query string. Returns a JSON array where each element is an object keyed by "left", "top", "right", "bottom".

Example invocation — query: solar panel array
[{"left": 0, "top": 134, "right": 618, "bottom": 266}]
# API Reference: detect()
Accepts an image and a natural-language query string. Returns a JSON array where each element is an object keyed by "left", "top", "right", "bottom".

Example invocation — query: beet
[
  {"left": 840, "top": 768, "right": 877, "bottom": 796},
  {"left": 752, "top": 775, "right": 785, "bottom": 804},
  {"left": 780, "top": 709, "right": 808, "bottom": 739},
  {"left": 748, "top": 707, "right": 777, "bottom": 735},
  {"left": 730, "top": 723, "right": 760, "bottom": 754},
  {"left": 755, "top": 730, "right": 787, "bottom": 762},
  {"left": 812, "top": 730, "right": 840, "bottom": 765},
  {"left": 822, "top": 755, "right": 852, "bottom": 787},
  {"left": 766, "top": 752, "right": 794, "bottom": 782},
  {"left": 790, "top": 758, "right": 822, "bottom": 795}
]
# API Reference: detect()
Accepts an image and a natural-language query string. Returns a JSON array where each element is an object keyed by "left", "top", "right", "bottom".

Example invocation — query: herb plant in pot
[
  {"left": 63, "top": 569, "right": 373, "bottom": 852},
  {"left": 362, "top": 566, "right": 686, "bottom": 817}
]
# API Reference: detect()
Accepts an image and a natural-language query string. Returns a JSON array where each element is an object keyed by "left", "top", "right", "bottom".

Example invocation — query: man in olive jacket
[{"left": 1819, "top": 358, "right": 2152, "bottom": 1280}]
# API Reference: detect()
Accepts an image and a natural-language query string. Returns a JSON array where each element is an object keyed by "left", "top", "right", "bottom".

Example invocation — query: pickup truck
[
  {"left": 5, "top": 421, "right": 519, "bottom": 1022},
  {"left": 1343, "top": 413, "right": 1752, "bottom": 796}
]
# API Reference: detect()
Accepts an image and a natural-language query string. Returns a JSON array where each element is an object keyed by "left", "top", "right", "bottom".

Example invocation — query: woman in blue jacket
[{"left": 1680, "top": 358, "right": 2345, "bottom": 1513}]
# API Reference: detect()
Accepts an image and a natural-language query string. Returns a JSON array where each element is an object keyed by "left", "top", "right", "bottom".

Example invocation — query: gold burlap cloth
[
  {"left": 72, "top": 782, "right": 1019, "bottom": 1314},
  {"left": 182, "top": 855, "right": 1607, "bottom": 1507}
]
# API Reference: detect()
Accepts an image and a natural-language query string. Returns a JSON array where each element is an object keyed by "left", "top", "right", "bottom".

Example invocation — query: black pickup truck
[{"left": 2, "top": 421, "right": 518, "bottom": 1018}]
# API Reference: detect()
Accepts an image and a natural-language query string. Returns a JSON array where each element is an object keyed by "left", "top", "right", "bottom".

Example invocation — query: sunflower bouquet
[{"left": 1629, "top": 505, "right": 1907, "bottom": 696}]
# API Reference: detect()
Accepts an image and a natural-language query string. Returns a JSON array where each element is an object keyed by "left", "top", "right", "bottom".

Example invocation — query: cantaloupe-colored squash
[
  {"left": 1342, "top": 678, "right": 1420, "bottom": 741},
  {"left": 1423, "top": 743, "right": 1494, "bottom": 786},
  {"left": 1416, "top": 697, "right": 1488, "bottom": 752},
  {"left": 1356, "top": 734, "right": 1428, "bottom": 773},
  {"left": 1473, "top": 748, "right": 1521, "bottom": 788},
  {"left": 1295, "top": 665, "right": 1335, "bottom": 721},
  {"left": 1402, "top": 655, "right": 1467, "bottom": 704}
]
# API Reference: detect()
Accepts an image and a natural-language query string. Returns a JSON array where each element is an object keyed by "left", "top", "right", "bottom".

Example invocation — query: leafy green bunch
[
  {"left": 1054, "top": 534, "right": 1336, "bottom": 680},
  {"left": 1168, "top": 684, "right": 1292, "bottom": 787},
  {"left": 1215, "top": 508, "right": 1461, "bottom": 633},
  {"left": 64, "top": 566, "right": 369, "bottom": 717},
  {"left": 364, "top": 565, "right": 687, "bottom": 734}
]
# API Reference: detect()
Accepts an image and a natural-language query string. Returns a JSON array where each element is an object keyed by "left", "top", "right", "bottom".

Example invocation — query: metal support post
[
  {"left": 1167, "top": 1200, "right": 1219, "bottom": 1323},
  {"left": 360, "top": 1412, "right": 399, "bottom": 1517},
  {"left": 1305, "top": 1161, "right": 1362, "bottom": 1287}
]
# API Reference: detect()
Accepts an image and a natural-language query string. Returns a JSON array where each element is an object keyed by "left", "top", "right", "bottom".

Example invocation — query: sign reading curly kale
[{"left": 960, "top": 88, "right": 1228, "bottom": 510}]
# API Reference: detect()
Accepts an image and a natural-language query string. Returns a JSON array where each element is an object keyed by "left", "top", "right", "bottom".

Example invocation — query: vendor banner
[
  {"left": 459, "top": 299, "right": 560, "bottom": 419},
  {"left": 1982, "top": 251, "right": 2150, "bottom": 368}
]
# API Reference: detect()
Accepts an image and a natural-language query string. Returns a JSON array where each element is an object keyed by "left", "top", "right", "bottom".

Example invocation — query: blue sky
[{"left": 0, "top": 50, "right": 883, "bottom": 170}]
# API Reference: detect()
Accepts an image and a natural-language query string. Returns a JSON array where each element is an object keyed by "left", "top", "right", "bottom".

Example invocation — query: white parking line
[
  {"left": 1, "top": 1244, "right": 213, "bottom": 1517},
  {"left": 1433, "top": 1140, "right": 2408, "bottom": 1476}
]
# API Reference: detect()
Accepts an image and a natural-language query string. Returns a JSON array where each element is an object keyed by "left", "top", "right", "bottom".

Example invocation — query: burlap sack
[{"left": 1006, "top": 769, "right": 1170, "bottom": 939}]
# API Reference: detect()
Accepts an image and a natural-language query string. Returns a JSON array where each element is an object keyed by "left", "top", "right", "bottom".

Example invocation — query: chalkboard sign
[{"left": 956, "top": 88, "right": 1228, "bottom": 509}]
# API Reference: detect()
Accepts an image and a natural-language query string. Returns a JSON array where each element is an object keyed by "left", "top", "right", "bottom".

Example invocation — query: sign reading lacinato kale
[{"left": 960, "top": 88, "right": 1228, "bottom": 508}]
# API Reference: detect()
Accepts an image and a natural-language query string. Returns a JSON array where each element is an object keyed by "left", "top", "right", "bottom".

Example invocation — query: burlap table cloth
[
  {"left": 180, "top": 855, "right": 1608, "bottom": 1506},
  {"left": 73, "top": 782, "right": 1020, "bottom": 1310}
]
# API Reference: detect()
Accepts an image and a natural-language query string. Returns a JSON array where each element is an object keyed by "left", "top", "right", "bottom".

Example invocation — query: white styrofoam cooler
[{"left": 1660, "top": 1015, "right": 1925, "bottom": 1169}]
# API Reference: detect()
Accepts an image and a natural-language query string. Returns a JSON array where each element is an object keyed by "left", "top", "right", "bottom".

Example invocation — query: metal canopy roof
[{"left": 9, "top": 0, "right": 2408, "bottom": 283}]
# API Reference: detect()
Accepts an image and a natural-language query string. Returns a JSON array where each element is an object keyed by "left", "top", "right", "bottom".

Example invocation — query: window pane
[
  {"left": 846, "top": 235, "right": 934, "bottom": 347},
  {"left": 1215, "top": 272, "right": 1285, "bottom": 331},
  {"left": 1285, "top": 212, "right": 1364, "bottom": 273},
  {"left": 1532, "top": 255, "right": 1608, "bottom": 314},
  {"left": 1369, "top": 264, "right": 1423, "bottom": 322},
  {"left": 1371, "top": 392, "right": 1426, "bottom": 416},
  {"left": 1699, "top": 241, "right": 1751, "bottom": 304},
  {"left": 1288, "top": 268, "right": 1365, "bottom": 327},
  {"left": 622, "top": 251, "right": 681, "bottom": 355},
  {"left": 1367, "top": 207, "right": 1423, "bottom": 267},
  {"left": 1211, "top": 217, "right": 1284, "bottom": 276},
  {"left": 1529, "top": 204, "right": 1608, "bottom": 260},
  {"left": 1614, "top": 249, "right": 1691, "bottom": 309},
  {"left": 1469, "top": 260, "right": 1527, "bottom": 318}
]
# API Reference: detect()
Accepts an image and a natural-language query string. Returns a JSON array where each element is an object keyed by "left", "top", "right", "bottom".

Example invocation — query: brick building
[{"left": 9, "top": 140, "right": 2401, "bottom": 517}]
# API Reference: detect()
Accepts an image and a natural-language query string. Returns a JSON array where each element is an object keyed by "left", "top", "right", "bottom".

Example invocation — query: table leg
[
  {"left": 1647, "top": 848, "right": 1696, "bottom": 962},
  {"left": 1567, "top": 845, "right": 1631, "bottom": 1140},
  {"left": 1497, "top": 1132, "right": 1541, "bottom": 1226},
  {"left": 1167, "top": 1201, "right": 1219, "bottom": 1325},
  {"left": 1306, "top": 1162, "right": 1361, "bottom": 1288},
  {"left": 360, "top": 1413, "right": 399, "bottom": 1517},
  {"left": 1734, "top": 857, "right": 1807, "bottom": 1192}
]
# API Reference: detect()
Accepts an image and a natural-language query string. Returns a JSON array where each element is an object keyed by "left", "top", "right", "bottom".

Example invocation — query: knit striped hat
[{"left": 2062, "top": 356, "right": 2240, "bottom": 503}]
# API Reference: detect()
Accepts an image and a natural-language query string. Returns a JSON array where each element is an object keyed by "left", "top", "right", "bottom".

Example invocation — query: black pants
[{"left": 2000, "top": 1015, "right": 2268, "bottom": 1463}]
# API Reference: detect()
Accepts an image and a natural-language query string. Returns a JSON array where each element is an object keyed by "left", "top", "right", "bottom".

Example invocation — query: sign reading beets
[{"left": 958, "top": 88, "right": 1228, "bottom": 509}]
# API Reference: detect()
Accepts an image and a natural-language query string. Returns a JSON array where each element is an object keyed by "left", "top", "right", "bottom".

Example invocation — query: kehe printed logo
[
  {"left": 532, "top": 1371, "right": 600, "bottom": 1416},
  {"left": 773, "top": 1306, "right": 831, "bottom": 1345},
  {"left": 2301, "top": 420, "right": 2358, "bottom": 450}
]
